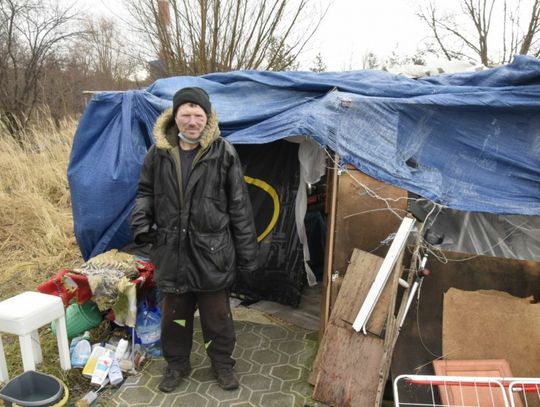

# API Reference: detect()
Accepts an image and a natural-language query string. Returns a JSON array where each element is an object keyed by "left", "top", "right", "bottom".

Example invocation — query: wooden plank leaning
[
  {"left": 312, "top": 217, "right": 416, "bottom": 406},
  {"left": 312, "top": 248, "right": 385, "bottom": 406}
]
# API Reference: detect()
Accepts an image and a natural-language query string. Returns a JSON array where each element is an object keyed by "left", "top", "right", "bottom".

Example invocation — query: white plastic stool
[{"left": 0, "top": 291, "right": 71, "bottom": 382}]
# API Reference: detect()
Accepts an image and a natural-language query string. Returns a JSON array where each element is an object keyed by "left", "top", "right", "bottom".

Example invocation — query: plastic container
[
  {"left": 75, "top": 390, "right": 98, "bottom": 407},
  {"left": 91, "top": 350, "right": 113, "bottom": 386},
  {"left": 0, "top": 370, "right": 64, "bottom": 406},
  {"left": 118, "top": 358, "right": 134, "bottom": 372},
  {"left": 108, "top": 358, "right": 124, "bottom": 386},
  {"left": 82, "top": 345, "right": 107, "bottom": 378},
  {"left": 114, "top": 338, "right": 129, "bottom": 361},
  {"left": 71, "top": 331, "right": 92, "bottom": 368},
  {"left": 135, "top": 304, "right": 161, "bottom": 358},
  {"left": 69, "top": 335, "right": 81, "bottom": 356},
  {"left": 52, "top": 301, "right": 102, "bottom": 339}
]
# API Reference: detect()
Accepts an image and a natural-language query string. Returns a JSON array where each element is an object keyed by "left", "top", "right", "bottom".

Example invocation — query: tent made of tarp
[{"left": 68, "top": 55, "right": 540, "bottom": 269}]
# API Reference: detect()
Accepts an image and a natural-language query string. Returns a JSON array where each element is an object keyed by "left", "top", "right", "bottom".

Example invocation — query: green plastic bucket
[{"left": 52, "top": 300, "right": 102, "bottom": 339}]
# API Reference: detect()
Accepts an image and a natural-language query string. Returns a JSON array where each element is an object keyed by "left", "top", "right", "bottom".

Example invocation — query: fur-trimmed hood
[{"left": 153, "top": 107, "right": 220, "bottom": 151}]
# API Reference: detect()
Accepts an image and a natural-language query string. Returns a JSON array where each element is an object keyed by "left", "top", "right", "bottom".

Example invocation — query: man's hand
[
  {"left": 237, "top": 266, "right": 256, "bottom": 289},
  {"left": 136, "top": 230, "right": 158, "bottom": 245}
]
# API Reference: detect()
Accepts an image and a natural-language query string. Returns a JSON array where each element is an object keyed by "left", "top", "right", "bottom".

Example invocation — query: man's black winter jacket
[{"left": 131, "top": 108, "right": 258, "bottom": 293}]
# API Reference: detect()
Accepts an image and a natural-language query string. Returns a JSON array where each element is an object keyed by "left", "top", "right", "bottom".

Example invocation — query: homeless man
[{"left": 130, "top": 87, "right": 258, "bottom": 392}]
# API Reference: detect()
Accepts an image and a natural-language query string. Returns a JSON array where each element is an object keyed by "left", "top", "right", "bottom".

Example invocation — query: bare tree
[
  {"left": 40, "top": 50, "right": 91, "bottom": 121},
  {"left": 418, "top": 0, "right": 540, "bottom": 66},
  {"left": 361, "top": 52, "right": 380, "bottom": 69},
  {"left": 126, "top": 0, "right": 325, "bottom": 77},
  {"left": 0, "top": 0, "right": 81, "bottom": 134},
  {"left": 310, "top": 52, "right": 326, "bottom": 72},
  {"left": 84, "top": 17, "right": 141, "bottom": 86}
]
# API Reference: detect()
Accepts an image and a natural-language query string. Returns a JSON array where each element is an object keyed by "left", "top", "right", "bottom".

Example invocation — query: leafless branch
[
  {"left": 417, "top": 0, "right": 540, "bottom": 66},
  {"left": 126, "top": 0, "right": 324, "bottom": 76}
]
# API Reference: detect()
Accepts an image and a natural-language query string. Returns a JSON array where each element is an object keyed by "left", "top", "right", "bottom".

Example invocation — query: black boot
[
  {"left": 158, "top": 365, "right": 191, "bottom": 393},
  {"left": 213, "top": 367, "right": 239, "bottom": 390}
]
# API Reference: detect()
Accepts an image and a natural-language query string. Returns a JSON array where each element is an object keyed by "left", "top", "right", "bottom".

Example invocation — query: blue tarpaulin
[{"left": 68, "top": 55, "right": 540, "bottom": 260}]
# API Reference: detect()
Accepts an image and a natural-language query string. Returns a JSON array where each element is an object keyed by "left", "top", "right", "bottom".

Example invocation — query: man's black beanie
[{"left": 172, "top": 87, "right": 211, "bottom": 116}]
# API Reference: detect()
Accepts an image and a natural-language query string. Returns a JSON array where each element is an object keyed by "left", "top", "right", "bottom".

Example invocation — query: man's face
[{"left": 175, "top": 103, "right": 208, "bottom": 140}]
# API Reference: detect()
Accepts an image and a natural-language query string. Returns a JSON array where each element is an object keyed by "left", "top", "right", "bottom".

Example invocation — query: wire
[
  {"left": 324, "top": 150, "right": 437, "bottom": 223},
  {"left": 343, "top": 207, "right": 409, "bottom": 219},
  {"left": 415, "top": 279, "right": 441, "bottom": 359},
  {"left": 424, "top": 218, "right": 529, "bottom": 263},
  {"left": 324, "top": 149, "right": 537, "bottom": 266}
]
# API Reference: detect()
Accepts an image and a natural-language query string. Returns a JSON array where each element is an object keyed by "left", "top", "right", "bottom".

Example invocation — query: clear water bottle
[{"left": 135, "top": 304, "right": 161, "bottom": 358}]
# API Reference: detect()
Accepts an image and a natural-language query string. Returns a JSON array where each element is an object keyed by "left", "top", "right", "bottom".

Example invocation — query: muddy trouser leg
[
  {"left": 161, "top": 292, "right": 196, "bottom": 370},
  {"left": 196, "top": 289, "right": 236, "bottom": 369}
]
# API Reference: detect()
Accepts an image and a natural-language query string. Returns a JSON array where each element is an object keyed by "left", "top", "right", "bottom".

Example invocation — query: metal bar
[
  {"left": 352, "top": 216, "right": 415, "bottom": 333},
  {"left": 394, "top": 374, "right": 515, "bottom": 407},
  {"left": 406, "top": 376, "right": 540, "bottom": 388}
]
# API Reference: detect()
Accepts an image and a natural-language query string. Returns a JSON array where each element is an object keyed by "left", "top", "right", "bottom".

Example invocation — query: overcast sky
[
  {"left": 79, "top": 0, "right": 429, "bottom": 71},
  {"left": 303, "top": 0, "right": 427, "bottom": 70}
]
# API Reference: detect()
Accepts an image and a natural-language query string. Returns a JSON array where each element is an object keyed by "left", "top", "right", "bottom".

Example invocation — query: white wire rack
[{"left": 393, "top": 374, "right": 540, "bottom": 407}]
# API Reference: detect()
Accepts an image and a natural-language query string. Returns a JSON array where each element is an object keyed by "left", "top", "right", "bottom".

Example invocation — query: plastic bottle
[
  {"left": 91, "top": 350, "right": 113, "bottom": 386},
  {"left": 71, "top": 331, "right": 92, "bottom": 368},
  {"left": 69, "top": 331, "right": 90, "bottom": 355},
  {"left": 69, "top": 334, "right": 82, "bottom": 355},
  {"left": 135, "top": 304, "right": 161, "bottom": 358},
  {"left": 114, "top": 338, "right": 129, "bottom": 361},
  {"left": 108, "top": 358, "right": 124, "bottom": 386},
  {"left": 74, "top": 390, "right": 97, "bottom": 407}
]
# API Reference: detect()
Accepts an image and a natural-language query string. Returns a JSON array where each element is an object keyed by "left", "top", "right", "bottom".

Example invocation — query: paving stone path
[{"left": 107, "top": 318, "right": 327, "bottom": 407}]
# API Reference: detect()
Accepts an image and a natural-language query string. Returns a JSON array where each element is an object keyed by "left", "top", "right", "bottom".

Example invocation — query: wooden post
[
  {"left": 375, "top": 250, "right": 405, "bottom": 406},
  {"left": 375, "top": 225, "right": 424, "bottom": 406},
  {"left": 319, "top": 153, "right": 339, "bottom": 339}
]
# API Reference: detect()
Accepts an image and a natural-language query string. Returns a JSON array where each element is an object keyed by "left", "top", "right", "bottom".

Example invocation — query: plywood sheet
[
  {"left": 333, "top": 169, "right": 407, "bottom": 276},
  {"left": 331, "top": 249, "right": 384, "bottom": 326},
  {"left": 313, "top": 324, "right": 384, "bottom": 407},
  {"left": 311, "top": 248, "right": 384, "bottom": 382},
  {"left": 312, "top": 248, "right": 389, "bottom": 406},
  {"left": 442, "top": 288, "right": 540, "bottom": 378}
]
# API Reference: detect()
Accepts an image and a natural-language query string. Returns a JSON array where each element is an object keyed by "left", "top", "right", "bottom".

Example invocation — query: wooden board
[
  {"left": 311, "top": 247, "right": 384, "bottom": 384},
  {"left": 313, "top": 325, "right": 384, "bottom": 407},
  {"left": 331, "top": 249, "right": 384, "bottom": 327},
  {"left": 319, "top": 168, "right": 407, "bottom": 340},
  {"left": 312, "top": 248, "right": 389, "bottom": 406},
  {"left": 332, "top": 170, "right": 408, "bottom": 276},
  {"left": 319, "top": 156, "right": 339, "bottom": 338},
  {"left": 391, "top": 251, "right": 540, "bottom": 406},
  {"left": 365, "top": 266, "right": 397, "bottom": 336}
]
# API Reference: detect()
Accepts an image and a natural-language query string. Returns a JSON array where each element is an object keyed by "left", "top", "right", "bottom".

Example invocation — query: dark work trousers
[{"left": 160, "top": 289, "right": 236, "bottom": 371}]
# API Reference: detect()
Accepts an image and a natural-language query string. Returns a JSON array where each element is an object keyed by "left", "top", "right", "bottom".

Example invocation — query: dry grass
[
  {"left": 0, "top": 116, "right": 83, "bottom": 299},
  {"left": 0, "top": 116, "right": 103, "bottom": 402}
]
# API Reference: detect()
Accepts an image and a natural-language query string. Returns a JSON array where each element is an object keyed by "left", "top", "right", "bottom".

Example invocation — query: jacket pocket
[{"left": 191, "top": 230, "right": 234, "bottom": 273}]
